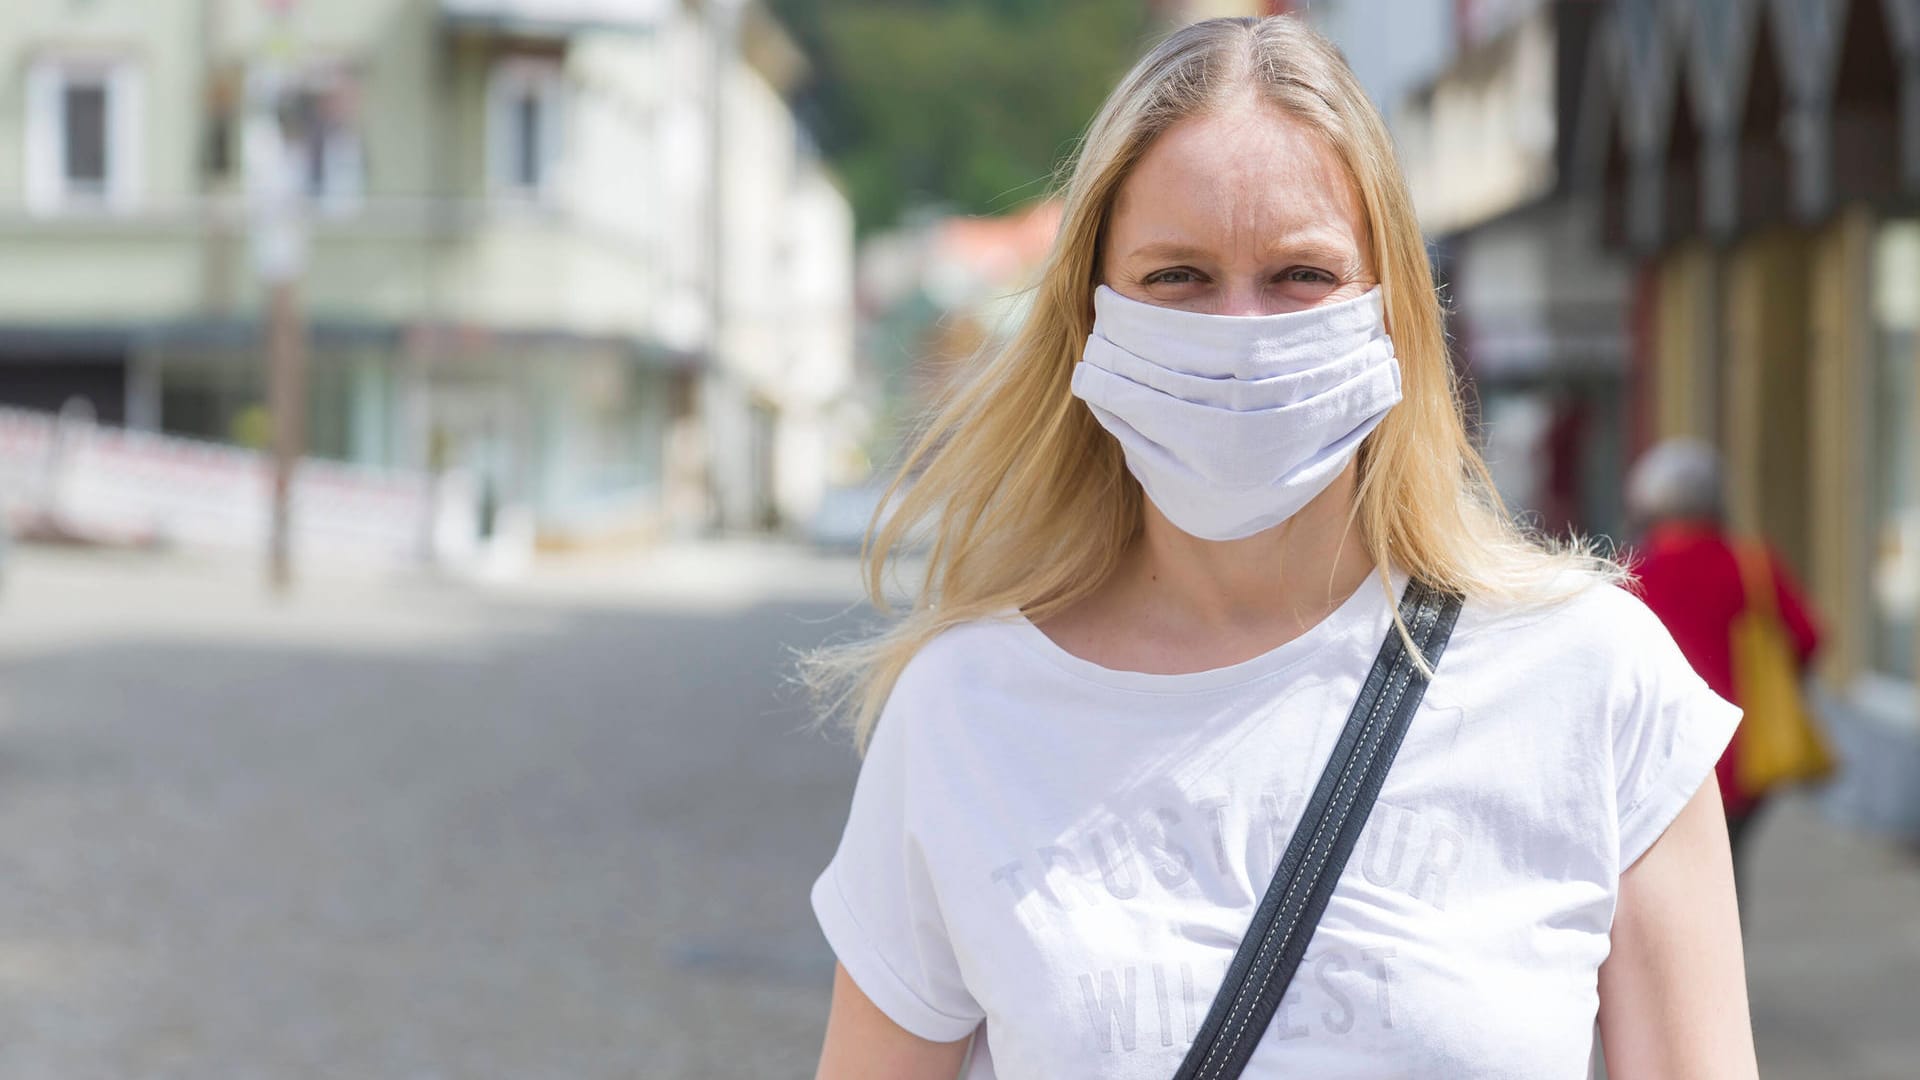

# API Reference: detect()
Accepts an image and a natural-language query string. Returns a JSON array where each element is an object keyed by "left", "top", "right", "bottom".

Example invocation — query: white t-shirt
[{"left": 810, "top": 568, "right": 1740, "bottom": 1079}]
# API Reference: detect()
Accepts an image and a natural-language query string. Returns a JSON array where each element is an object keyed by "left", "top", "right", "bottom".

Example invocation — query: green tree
[{"left": 770, "top": 0, "right": 1150, "bottom": 233}]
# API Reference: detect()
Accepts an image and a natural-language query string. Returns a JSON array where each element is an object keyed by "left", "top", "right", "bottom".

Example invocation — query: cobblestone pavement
[{"left": 0, "top": 543, "right": 1913, "bottom": 1078}]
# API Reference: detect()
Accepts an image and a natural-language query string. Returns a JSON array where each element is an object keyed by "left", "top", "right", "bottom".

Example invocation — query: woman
[
  {"left": 1626, "top": 438, "right": 1824, "bottom": 894},
  {"left": 807, "top": 16, "right": 1755, "bottom": 1079}
]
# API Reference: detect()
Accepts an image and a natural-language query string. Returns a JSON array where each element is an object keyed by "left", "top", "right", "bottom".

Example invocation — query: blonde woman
[{"left": 807, "top": 16, "right": 1754, "bottom": 1080}]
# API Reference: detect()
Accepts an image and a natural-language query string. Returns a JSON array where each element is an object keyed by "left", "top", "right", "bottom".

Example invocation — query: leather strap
[{"left": 1173, "top": 577, "right": 1464, "bottom": 1080}]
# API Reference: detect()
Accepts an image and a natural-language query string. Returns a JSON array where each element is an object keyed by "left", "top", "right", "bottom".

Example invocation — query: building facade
[
  {"left": 1387, "top": 0, "right": 1632, "bottom": 539},
  {"left": 0, "top": 0, "right": 857, "bottom": 553},
  {"left": 1151, "top": 1, "right": 1295, "bottom": 25},
  {"left": 1587, "top": 0, "right": 1920, "bottom": 835},
  {"left": 1324, "top": 0, "right": 1919, "bottom": 837}
]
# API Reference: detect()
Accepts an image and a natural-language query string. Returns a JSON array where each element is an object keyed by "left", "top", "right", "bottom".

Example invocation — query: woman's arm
[
  {"left": 1597, "top": 774, "right": 1759, "bottom": 1079},
  {"left": 816, "top": 962, "right": 973, "bottom": 1080}
]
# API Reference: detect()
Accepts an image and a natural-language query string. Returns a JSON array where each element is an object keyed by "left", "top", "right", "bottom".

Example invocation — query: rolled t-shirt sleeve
[
  {"left": 1607, "top": 586, "right": 1745, "bottom": 870},
  {"left": 810, "top": 676, "right": 984, "bottom": 1043}
]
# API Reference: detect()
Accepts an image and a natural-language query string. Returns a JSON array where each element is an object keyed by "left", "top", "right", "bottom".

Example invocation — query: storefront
[
  {"left": 137, "top": 321, "right": 684, "bottom": 558},
  {"left": 1594, "top": 0, "right": 1920, "bottom": 836}
]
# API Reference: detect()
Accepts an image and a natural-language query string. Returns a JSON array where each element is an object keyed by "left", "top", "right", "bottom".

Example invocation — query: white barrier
[{"left": 0, "top": 404, "right": 484, "bottom": 569}]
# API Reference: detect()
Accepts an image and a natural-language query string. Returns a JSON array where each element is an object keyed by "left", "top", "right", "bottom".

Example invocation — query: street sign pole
[
  {"left": 247, "top": 6, "right": 308, "bottom": 594},
  {"left": 265, "top": 272, "right": 305, "bottom": 592}
]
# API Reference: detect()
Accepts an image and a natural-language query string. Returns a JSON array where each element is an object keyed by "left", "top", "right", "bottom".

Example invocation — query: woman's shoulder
[
  {"left": 886, "top": 610, "right": 1036, "bottom": 702},
  {"left": 861, "top": 612, "right": 1041, "bottom": 760},
  {"left": 1458, "top": 565, "right": 1659, "bottom": 640},
  {"left": 1447, "top": 566, "right": 1681, "bottom": 689}
]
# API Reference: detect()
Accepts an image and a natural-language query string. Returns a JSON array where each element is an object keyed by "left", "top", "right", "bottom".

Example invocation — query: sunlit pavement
[
  {"left": 1743, "top": 791, "right": 1920, "bottom": 1079},
  {"left": 0, "top": 541, "right": 875, "bottom": 1078},
  {"left": 0, "top": 543, "right": 1913, "bottom": 1078}
]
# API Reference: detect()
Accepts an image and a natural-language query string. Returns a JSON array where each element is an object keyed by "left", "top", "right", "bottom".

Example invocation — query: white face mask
[{"left": 1070, "top": 284, "right": 1403, "bottom": 541}]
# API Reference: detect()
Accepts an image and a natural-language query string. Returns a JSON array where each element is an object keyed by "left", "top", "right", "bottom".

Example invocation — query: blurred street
[
  {"left": 1744, "top": 791, "right": 1920, "bottom": 1079},
  {"left": 0, "top": 543, "right": 872, "bottom": 1079},
  {"left": 0, "top": 543, "right": 1912, "bottom": 1078}
]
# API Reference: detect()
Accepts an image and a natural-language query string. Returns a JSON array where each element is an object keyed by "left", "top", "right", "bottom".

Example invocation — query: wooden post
[
  {"left": 249, "top": 6, "right": 309, "bottom": 593},
  {"left": 1721, "top": 229, "right": 1814, "bottom": 572},
  {"left": 1807, "top": 206, "right": 1872, "bottom": 685},
  {"left": 1652, "top": 242, "right": 1717, "bottom": 443},
  {"left": 266, "top": 277, "right": 306, "bottom": 592}
]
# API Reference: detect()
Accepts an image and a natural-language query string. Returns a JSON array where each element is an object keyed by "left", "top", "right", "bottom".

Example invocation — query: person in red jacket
[{"left": 1625, "top": 438, "right": 1824, "bottom": 893}]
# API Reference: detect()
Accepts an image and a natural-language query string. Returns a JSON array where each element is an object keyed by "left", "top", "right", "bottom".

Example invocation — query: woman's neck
[{"left": 1117, "top": 462, "right": 1377, "bottom": 632}]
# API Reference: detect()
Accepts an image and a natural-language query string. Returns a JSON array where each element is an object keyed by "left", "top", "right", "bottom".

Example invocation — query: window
[
  {"left": 1870, "top": 221, "right": 1920, "bottom": 679},
  {"left": 63, "top": 79, "right": 108, "bottom": 189},
  {"left": 25, "top": 57, "right": 141, "bottom": 213},
  {"left": 487, "top": 59, "right": 565, "bottom": 199},
  {"left": 286, "top": 69, "right": 365, "bottom": 212}
]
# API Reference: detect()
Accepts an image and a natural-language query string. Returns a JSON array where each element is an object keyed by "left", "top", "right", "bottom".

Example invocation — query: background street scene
[{"left": 2, "top": 0, "right": 1918, "bottom": 1077}]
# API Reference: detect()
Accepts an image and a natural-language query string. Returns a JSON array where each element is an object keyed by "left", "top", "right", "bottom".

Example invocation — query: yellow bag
[{"left": 1730, "top": 542, "right": 1835, "bottom": 795}]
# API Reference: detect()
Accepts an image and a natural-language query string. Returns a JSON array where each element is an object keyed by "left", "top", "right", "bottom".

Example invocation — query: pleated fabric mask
[{"left": 1070, "top": 284, "right": 1403, "bottom": 541}]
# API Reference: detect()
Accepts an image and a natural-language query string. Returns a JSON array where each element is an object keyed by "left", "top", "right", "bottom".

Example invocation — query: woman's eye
[
  {"left": 1144, "top": 268, "right": 1200, "bottom": 286},
  {"left": 1281, "top": 267, "right": 1335, "bottom": 284}
]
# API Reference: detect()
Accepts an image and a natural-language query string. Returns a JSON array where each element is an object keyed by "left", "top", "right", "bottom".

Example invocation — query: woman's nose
[{"left": 1216, "top": 286, "right": 1278, "bottom": 318}]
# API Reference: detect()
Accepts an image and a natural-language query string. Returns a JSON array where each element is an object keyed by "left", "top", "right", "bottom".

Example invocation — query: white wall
[{"left": 1304, "top": 0, "right": 1454, "bottom": 123}]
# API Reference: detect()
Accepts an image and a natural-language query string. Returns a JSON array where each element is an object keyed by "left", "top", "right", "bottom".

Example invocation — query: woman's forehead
[{"left": 1109, "top": 102, "right": 1367, "bottom": 262}]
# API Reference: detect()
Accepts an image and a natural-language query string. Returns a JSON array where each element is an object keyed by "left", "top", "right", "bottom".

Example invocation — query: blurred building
[
  {"left": 853, "top": 199, "right": 1062, "bottom": 473},
  {"left": 1300, "top": 0, "right": 1454, "bottom": 120},
  {"left": 0, "top": 0, "right": 856, "bottom": 554},
  {"left": 1324, "top": 0, "right": 1920, "bottom": 838},
  {"left": 1378, "top": 0, "right": 1630, "bottom": 540},
  {"left": 1585, "top": 0, "right": 1920, "bottom": 835},
  {"left": 1151, "top": 1, "right": 1296, "bottom": 23}
]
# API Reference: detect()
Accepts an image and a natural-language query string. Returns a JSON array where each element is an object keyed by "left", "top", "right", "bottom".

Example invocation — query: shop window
[{"left": 1870, "top": 221, "right": 1920, "bottom": 679}]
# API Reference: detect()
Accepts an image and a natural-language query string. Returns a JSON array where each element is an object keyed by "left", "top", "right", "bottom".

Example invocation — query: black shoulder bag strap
[{"left": 1172, "top": 577, "right": 1465, "bottom": 1080}]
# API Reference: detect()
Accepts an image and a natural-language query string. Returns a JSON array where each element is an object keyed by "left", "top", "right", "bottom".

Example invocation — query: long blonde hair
[{"left": 803, "top": 16, "right": 1616, "bottom": 752}]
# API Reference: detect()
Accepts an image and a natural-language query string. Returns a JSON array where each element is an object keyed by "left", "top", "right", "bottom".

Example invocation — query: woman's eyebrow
[
  {"left": 1122, "top": 236, "right": 1359, "bottom": 265},
  {"left": 1123, "top": 241, "right": 1212, "bottom": 262},
  {"left": 1262, "top": 230, "right": 1360, "bottom": 265}
]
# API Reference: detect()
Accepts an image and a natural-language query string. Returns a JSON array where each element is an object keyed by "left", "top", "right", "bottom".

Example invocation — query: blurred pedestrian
[
  {"left": 1626, "top": 438, "right": 1826, "bottom": 900},
  {"left": 807, "top": 16, "right": 1756, "bottom": 1080}
]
